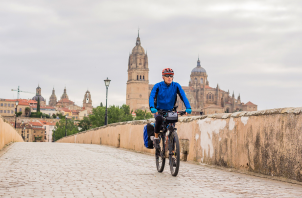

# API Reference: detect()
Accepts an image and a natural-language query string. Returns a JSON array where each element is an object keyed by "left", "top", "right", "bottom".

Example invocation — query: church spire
[
  {"left": 136, "top": 29, "right": 141, "bottom": 46},
  {"left": 197, "top": 57, "right": 201, "bottom": 67}
]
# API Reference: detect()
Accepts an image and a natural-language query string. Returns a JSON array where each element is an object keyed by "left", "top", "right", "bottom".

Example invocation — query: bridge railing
[
  {"left": 57, "top": 107, "right": 302, "bottom": 182},
  {"left": 0, "top": 115, "right": 24, "bottom": 150}
]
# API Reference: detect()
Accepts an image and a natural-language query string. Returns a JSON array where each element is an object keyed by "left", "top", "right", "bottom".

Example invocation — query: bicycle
[{"left": 155, "top": 106, "right": 186, "bottom": 176}]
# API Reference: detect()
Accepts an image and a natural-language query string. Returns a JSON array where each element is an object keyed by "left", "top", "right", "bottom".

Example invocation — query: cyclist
[{"left": 149, "top": 68, "right": 191, "bottom": 154}]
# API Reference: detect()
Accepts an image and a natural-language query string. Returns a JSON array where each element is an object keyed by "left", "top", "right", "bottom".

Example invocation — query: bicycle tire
[
  {"left": 169, "top": 132, "right": 180, "bottom": 176},
  {"left": 156, "top": 135, "right": 166, "bottom": 172}
]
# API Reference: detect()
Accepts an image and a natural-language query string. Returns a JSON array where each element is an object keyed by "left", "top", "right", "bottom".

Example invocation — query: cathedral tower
[
  {"left": 49, "top": 88, "right": 57, "bottom": 106},
  {"left": 83, "top": 90, "right": 93, "bottom": 111},
  {"left": 61, "top": 87, "right": 69, "bottom": 100},
  {"left": 126, "top": 32, "right": 149, "bottom": 111}
]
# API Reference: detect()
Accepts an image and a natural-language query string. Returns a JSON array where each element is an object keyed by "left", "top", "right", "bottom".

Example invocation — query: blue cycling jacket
[{"left": 149, "top": 81, "right": 191, "bottom": 111}]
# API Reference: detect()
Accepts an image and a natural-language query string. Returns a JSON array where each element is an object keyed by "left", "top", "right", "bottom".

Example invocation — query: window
[
  {"left": 4, "top": 103, "right": 7, "bottom": 107},
  {"left": 201, "top": 78, "right": 203, "bottom": 84},
  {"left": 140, "top": 75, "right": 141, "bottom": 80},
  {"left": 4, "top": 110, "right": 6, "bottom": 113},
  {"left": 34, "top": 131, "right": 36, "bottom": 133},
  {"left": 143, "top": 76, "right": 144, "bottom": 80},
  {"left": 0, "top": 103, "right": 2, "bottom": 106},
  {"left": 8, "top": 104, "right": 10, "bottom": 107},
  {"left": 11, "top": 104, "right": 14, "bottom": 107},
  {"left": 0, "top": 110, "right": 2, "bottom": 113},
  {"left": 137, "top": 75, "right": 138, "bottom": 80},
  {"left": 19, "top": 108, "right": 22, "bottom": 112},
  {"left": 27, "top": 134, "right": 29, "bottom": 138},
  {"left": 11, "top": 110, "right": 13, "bottom": 114}
]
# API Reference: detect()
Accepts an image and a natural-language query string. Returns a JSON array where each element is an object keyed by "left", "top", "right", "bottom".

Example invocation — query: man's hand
[
  {"left": 151, "top": 108, "right": 158, "bottom": 113},
  {"left": 186, "top": 109, "right": 192, "bottom": 114}
]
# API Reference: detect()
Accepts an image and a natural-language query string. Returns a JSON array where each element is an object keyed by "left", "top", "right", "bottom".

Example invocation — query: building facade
[
  {"left": 126, "top": 33, "right": 150, "bottom": 111},
  {"left": 127, "top": 35, "right": 257, "bottom": 114}
]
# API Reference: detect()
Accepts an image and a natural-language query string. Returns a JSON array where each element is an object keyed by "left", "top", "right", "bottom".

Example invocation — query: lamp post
[
  {"left": 65, "top": 115, "right": 67, "bottom": 137},
  {"left": 15, "top": 100, "right": 19, "bottom": 129},
  {"left": 104, "top": 77, "right": 111, "bottom": 125}
]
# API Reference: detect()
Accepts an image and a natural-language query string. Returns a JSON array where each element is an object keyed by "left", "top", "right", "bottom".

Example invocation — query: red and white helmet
[{"left": 162, "top": 68, "right": 174, "bottom": 76}]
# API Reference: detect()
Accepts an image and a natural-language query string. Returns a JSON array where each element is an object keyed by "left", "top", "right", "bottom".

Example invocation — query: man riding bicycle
[{"left": 149, "top": 68, "right": 192, "bottom": 155}]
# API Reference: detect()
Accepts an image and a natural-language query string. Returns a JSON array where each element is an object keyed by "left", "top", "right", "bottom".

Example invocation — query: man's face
[{"left": 162, "top": 75, "right": 173, "bottom": 84}]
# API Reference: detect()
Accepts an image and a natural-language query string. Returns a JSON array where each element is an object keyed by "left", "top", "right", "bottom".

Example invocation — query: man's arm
[
  {"left": 149, "top": 84, "right": 159, "bottom": 110},
  {"left": 176, "top": 83, "right": 191, "bottom": 109}
]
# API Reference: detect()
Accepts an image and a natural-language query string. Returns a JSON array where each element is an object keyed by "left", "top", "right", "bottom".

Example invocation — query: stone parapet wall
[
  {"left": 0, "top": 115, "right": 24, "bottom": 150},
  {"left": 57, "top": 107, "right": 302, "bottom": 182}
]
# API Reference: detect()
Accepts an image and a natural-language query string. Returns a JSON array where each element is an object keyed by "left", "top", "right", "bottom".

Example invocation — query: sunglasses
[{"left": 163, "top": 75, "right": 173, "bottom": 78}]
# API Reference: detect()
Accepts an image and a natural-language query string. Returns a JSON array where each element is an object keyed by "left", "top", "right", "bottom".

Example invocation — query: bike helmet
[{"left": 162, "top": 68, "right": 174, "bottom": 76}]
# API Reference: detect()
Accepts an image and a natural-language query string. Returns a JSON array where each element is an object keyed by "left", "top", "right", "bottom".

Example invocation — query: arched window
[
  {"left": 140, "top": 75, "right": 141, "bottom": 80},
  {"left": 137, "top": 75, "right": 138, "bottom": 80},
  {"left": 143, "top": 76, "right": 145, "bottom": 80},
  {"left": 201, "top": 78, "right": 203, "bottom": 84}
]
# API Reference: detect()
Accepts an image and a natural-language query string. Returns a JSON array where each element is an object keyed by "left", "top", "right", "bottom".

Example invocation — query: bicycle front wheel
[
  {"left": 156, "top": 135, "right": 166, "bottom": 172},
  {"left": 169, "top": 132, "right": 180, "bottom": 176}
]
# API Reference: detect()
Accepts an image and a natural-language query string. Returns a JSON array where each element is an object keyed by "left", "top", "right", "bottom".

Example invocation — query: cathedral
[{"left": 126, "top": 33, "right": 257, "bottom": 115}]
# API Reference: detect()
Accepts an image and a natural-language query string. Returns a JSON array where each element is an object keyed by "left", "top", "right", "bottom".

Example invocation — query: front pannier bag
[
  {"left": 166, "top": 112, "right": 178, "bottom": 123},
  {"left": 143, "top": 123, "right": 155, "bottom": 149}
]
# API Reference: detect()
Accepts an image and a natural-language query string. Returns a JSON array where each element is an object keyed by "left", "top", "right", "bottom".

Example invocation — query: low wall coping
[{"left": 58, "top": 107, "right": 302, "bottom": 140}]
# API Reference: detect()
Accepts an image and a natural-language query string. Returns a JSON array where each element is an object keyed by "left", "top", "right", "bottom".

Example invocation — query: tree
[
  {"left": 78, "top": 117, "right": 92, "bottom": 132},
  {"left": 37, "top": 97, "right": 40, "bottom": 112},
  {"left": 15, "top": 112, "right": 22, "bottom": 117},
  {"left": 100, "top": 102, "right": 103, "bottom": 107},
  {"left": 53, "top": 118, "right": 79, "bottom": 141},
  {"left": 52, "top": 114, "right": 56, "bottom": 119},
  {"left": 135, "top": 109, "right": 153, "bottom": 120}
]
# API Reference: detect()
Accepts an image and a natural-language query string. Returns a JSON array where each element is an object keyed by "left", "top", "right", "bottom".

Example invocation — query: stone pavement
[{"left": 0, "top": 143, "right": 301, "bottom": 198}]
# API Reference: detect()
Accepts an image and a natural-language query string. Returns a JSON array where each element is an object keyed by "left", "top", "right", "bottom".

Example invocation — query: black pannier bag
[{"left": 166, "top": 112, "right": 178, "bottom": 123}]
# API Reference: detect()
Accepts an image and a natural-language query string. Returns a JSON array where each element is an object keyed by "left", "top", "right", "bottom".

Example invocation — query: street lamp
[
  {"left": 104, "top": 77, "right": 111, "bottom": 125},
  {"left": 65, "top": 115, "right": 67, "bottom": 137},
  {"left": 15, "top": 100, "right": 19, "bottom": 129}
]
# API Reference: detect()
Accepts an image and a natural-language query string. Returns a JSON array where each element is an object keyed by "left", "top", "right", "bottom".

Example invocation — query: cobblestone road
[{"left": 0, "top": 143, "right": 301, "bottom": 198}]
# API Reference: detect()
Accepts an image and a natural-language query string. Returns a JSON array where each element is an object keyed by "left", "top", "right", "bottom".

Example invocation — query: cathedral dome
[
  {"left": 32, "top": 95, "right": 45, "bottom": 101},
  {"left": 191, "top": 58, "right": 206, "bottom": 74},
  {"left": 132, "top": 45, "right": 145, "bottom": 55}
]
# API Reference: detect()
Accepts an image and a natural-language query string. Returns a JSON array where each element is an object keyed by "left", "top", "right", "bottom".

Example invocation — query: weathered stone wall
[
  {"left": 57, "top": 107, "right": 302, "bottom": 182},
  {"left": 0, "top": 115, "right": 24, "bottom": 150}
]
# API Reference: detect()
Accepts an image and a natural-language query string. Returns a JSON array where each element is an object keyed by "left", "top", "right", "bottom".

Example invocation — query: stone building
[
  {"left": 32, "top": 85, "right": 46, "bottom": 105},
  {"left": 83, "top": 90, "right": 93, "bottom": 111},
  {"left": 127, "top": 34, "right": 257, "bottom": 114},
  {"left": 126, "top": 32, "right": 149, "bottom": 111},
  {"left": 49, "top": 88, "right": 57, "bottom": 106}
]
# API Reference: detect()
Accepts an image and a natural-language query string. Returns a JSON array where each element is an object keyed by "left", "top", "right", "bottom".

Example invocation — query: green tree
[
  {"left": 135, "top": 109, "right": 153, "bottom": 120},
  {"left": 15, "top": 112, "right": 22, "bottom": 117},
  {"left": 52, "top": 114, "right": 56, "bottom": 119},
  {"left": 78, "top": 117, "right": 92, "bottom": 132},
  {"left": 100, "top": 102, "right": 103, "bottom": 107},
  {"left": 37, "top": 97, "right": 40, "bottom": 112},
  {"left": 53, "top": 118, "right": 79, "bottom": 141}
]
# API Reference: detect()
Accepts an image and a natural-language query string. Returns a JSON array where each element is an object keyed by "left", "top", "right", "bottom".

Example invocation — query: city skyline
[{"left": 1, "top": 1, "right": 301, "bottom": 110}]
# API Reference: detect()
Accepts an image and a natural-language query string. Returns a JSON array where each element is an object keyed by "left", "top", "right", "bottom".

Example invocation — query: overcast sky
[{"left": 0, "top": 0, "right": 301, "bottom": 110}]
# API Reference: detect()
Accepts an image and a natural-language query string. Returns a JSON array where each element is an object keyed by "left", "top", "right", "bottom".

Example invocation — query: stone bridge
[{"left": 0, "top": 108, "right": 302, "bottom": 197}]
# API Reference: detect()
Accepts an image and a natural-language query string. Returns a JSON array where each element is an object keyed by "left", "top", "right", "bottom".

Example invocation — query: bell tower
[
  {"left": 83, "top": 90, "right": 93, "bottom": 111},
  {"left": 126, "top": 32, "right": 149, "bottom": 111}
]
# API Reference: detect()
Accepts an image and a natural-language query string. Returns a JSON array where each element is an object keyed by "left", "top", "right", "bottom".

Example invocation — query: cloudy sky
[{"left": 0, "top": 0, "right": 301, "bottom": 110}]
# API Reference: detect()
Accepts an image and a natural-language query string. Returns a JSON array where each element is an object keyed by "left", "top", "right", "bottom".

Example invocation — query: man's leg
[{"left": 154, "top": 115, "right": 163, "bottom": 154}]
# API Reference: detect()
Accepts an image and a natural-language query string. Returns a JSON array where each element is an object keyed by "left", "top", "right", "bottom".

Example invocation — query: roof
[
  {"left": 39, "top": 120, "right": 56, "bottom": 126},
  {"left": 29, "top": 122, "right": 43, "bottom": 127},
  {"left": 4, "top": 99, "right": 37, "bottom": 106},
  {"left": 245, "top": 101, "right": 257, "bottom": 106},
  {"left": 191, "top": 59, "right": 206, "bottom": 74},
  {"left": 57, "top": 98, "right": 74, "bottom": 103},
  {"left": 32, "top": 105, "right": 55, "bottom": 110}
]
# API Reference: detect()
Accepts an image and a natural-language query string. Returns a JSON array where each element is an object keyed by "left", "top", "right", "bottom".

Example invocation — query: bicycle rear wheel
[
  {"left": 156, "top": 135, "right": 166, "bottom": 172},
  {"left": 169, "top": 132, "right": 180, "bottom": 176}
]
